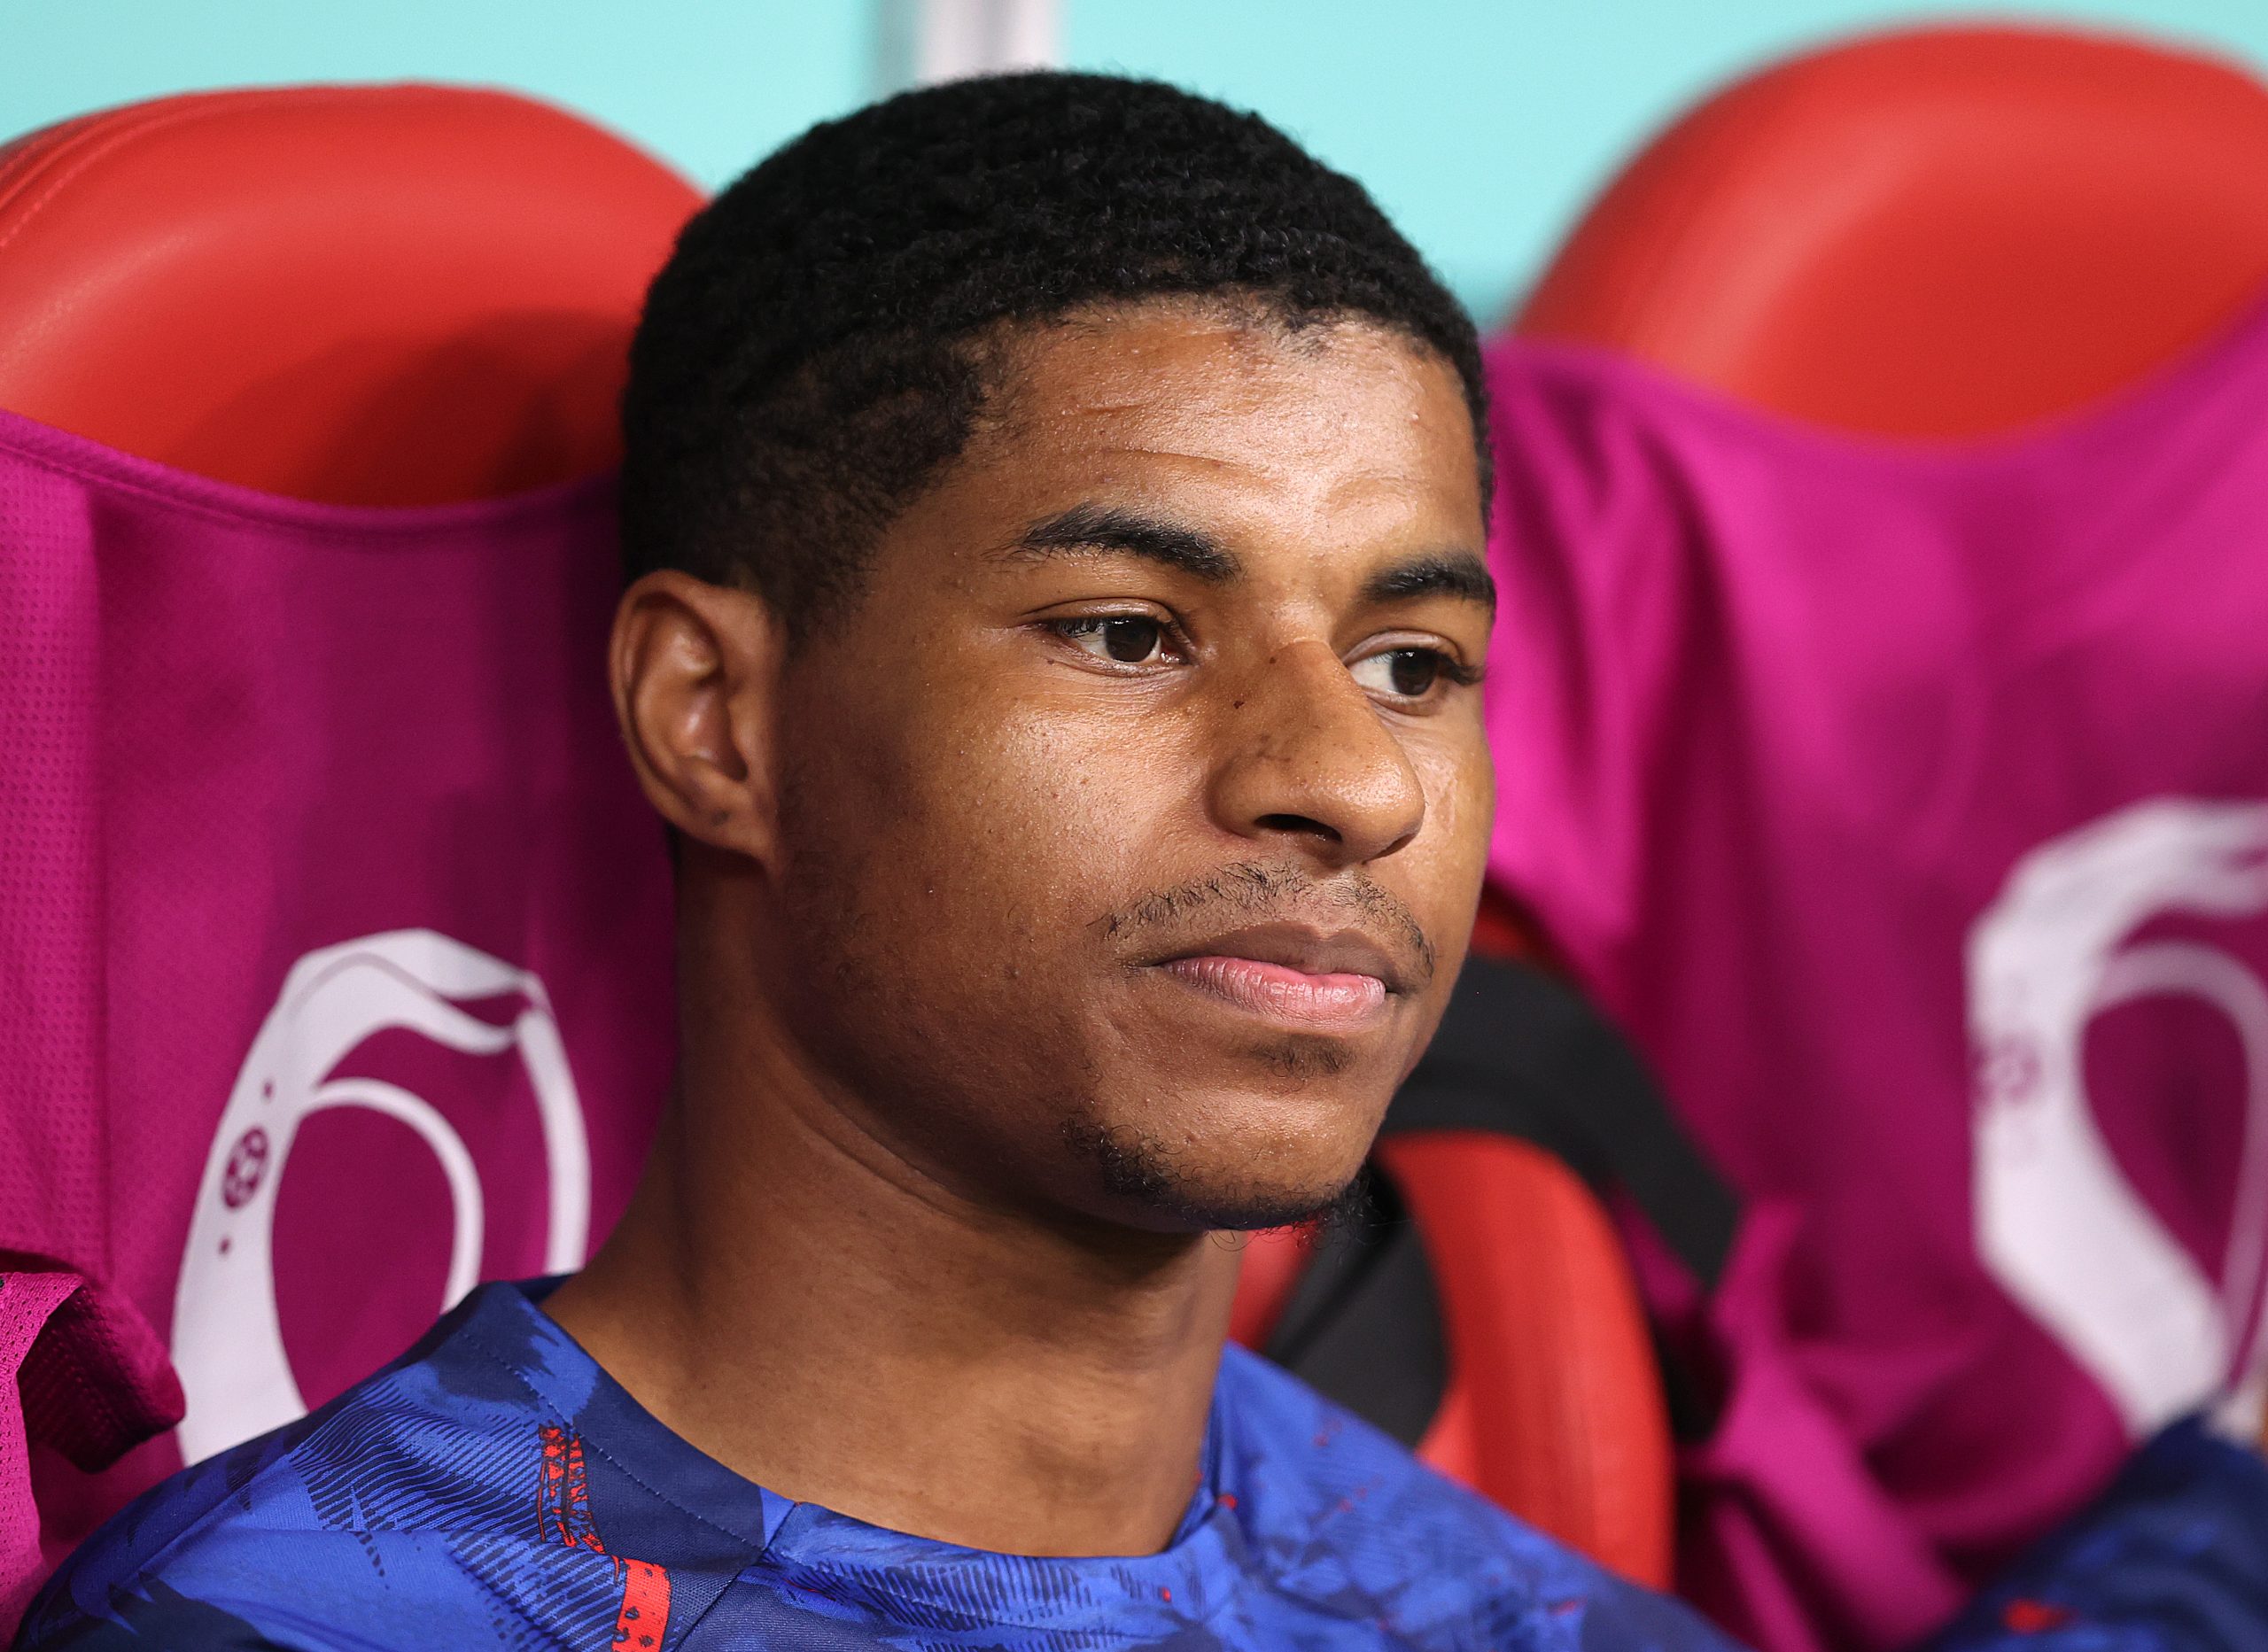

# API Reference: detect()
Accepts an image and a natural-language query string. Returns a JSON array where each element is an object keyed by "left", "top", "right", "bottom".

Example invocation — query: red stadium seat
[
  {"left": 0, "top": 85, "right": 698, "bottom": 500},
  {"left": 1517, "top": 24, "right": 2268, "bottom": 438},
  {"left": 1226, "top": 1123, "right": 1677, "bottom": 1590},
  {"left": 1239, "top": 19, "right": 2268, "bottom": 1602},
  {"left": 0, "top": 85, "right": 696, "bottom": 1624},
  {"left": 1379, "top": 1133, "right": 1675, "bottom": 1591},
  {"left": 1471, "top": 14, "right": 2268, "bottom": 1620}
]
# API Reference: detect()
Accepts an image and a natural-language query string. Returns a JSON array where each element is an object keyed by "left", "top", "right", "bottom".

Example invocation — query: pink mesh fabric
[
  {"left": 0, "top": 1273, "right": 79, "bottom": 1633},
  {"left": 0, "top": 409, "right": 672, "bottom": 1613},
  {"left": 1483, "top": 294, "right": 2268, "bottom": 1651}
]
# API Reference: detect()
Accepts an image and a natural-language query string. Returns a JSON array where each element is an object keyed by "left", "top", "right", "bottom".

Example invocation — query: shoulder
[
  {"left": 18, "top": 1288, "right": 616, "bottom": 1651},
  {"left": 1214, "top": 1346, "right": 1737, "bottom": 1649}
]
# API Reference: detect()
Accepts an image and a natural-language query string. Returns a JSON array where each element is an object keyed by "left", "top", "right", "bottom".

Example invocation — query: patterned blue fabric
[
  {"left": 1925, "top": 1418, "right": 2268, "bottom": 1651},
  {"left": 14, "top": 1282, "right": 2268, "bottom": 1649}
]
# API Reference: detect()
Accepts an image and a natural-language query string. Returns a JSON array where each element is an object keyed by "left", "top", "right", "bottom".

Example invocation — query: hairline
[{"left": 757, "top": 292, "right": 1490, "bottom": 641}]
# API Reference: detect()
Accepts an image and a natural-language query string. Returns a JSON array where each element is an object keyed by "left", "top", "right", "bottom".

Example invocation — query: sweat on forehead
[{"left": 617, "top": 70, "right": 1490, "bottom": 633}]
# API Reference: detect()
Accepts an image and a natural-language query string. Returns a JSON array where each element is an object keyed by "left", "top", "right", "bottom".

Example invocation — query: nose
[{"left": 1208, "top": 640, "right": 1427, "bottom": 869}]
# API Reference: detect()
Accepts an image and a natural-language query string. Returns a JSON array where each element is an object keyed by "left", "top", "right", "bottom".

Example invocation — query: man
[{"left": 20, "top": 72, "right": 2268, "bottom": 1651}]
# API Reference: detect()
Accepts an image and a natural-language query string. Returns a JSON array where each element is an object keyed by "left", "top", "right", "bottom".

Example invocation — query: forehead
[{"left": 953, "top": 304, "right": 1484, "bottom": 546}]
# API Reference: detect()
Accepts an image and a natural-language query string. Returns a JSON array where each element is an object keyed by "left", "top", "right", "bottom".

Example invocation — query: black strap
[
  {"left": 1260, "top": 1171, "right": 1446, "bottom": 1448},
  {"left": 1268, "top": 954, "right": 1738, "bottom": 1444},
  {"left": 1380, "top": 954, "right": 1739, "bottom": 1291}
]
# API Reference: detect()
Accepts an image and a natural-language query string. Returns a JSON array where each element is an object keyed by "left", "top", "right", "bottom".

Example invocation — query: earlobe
[{"left": 610, "top": 570, "right": 785, "bottom": 865}]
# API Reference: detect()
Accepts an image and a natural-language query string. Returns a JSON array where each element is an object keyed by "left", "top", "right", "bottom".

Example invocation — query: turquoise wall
[
  {"left": 7, "top": 1, "right": 2267, "bottom": 321},
  {"left": 1070, "top": 2, "right": 2268, "bottom": 323}
]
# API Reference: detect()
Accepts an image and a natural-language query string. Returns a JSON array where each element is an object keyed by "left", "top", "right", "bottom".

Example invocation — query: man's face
[{"left": 759, "top": 304, "right": 1494, "bottom": 1232}]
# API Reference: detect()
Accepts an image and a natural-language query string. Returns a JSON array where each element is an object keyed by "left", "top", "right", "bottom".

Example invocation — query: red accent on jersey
[{"left": 537, "top": 1424, "right": 672, "bottom": 1645}]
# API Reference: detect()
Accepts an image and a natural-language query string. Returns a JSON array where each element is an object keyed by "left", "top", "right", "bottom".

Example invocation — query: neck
[{"left": 546, "top": 905, "right": 1239, "bottom": 1558}]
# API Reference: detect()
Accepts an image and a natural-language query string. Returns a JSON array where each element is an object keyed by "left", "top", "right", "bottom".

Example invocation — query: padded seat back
[
  {"left": 0, "top": 84, "right": 698, "bottom": 500},
  {"left": 1518, "top": 25, "right": 2268, "bottom": 438},
  {"left": 1493, "top": 21, "right": 2268, "bottom": 1647}
]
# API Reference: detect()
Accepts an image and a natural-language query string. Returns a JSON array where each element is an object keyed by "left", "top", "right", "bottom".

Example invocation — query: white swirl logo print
[
  {"left": 172, "top": 930, "right": 591, "bottom": 1463},
  {"left": 1969, "top": 799, "right": 2268, "bottom": 1439}
]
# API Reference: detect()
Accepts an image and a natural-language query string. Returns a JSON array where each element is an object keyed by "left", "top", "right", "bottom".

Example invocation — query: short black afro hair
[{"left": 620, "top": 71, "right": 1489, "bottom": 628}]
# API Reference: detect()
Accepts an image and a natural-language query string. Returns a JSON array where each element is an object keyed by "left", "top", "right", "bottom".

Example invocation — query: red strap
[{"left": 1380, "top": 1133, "right": 1675, "bottom": 1590}]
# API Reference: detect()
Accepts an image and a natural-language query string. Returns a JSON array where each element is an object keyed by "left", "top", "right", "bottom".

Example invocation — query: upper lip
[{"left": 1146, "top": 922, "right": 1417, "bottom": 995}]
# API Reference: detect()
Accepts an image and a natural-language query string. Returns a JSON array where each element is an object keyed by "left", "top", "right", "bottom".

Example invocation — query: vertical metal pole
[{"left": 875, "top": 0, "right": 1063, "bottom": 95}]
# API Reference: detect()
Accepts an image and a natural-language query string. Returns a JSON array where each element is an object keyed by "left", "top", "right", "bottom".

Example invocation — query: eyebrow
[
  {"left": 1008, "top": 503, "right": 1241, "bottom": 583},
  {"left": 1362, "top": 551, "right": 1497, "bottom": 613},
  {"left": 1008, "top": 502, "right": 1496, "bottom": 612}
]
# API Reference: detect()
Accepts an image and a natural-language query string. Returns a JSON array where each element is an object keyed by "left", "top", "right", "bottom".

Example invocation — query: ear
[{"left": 610, "top": 570, "right": 786, "bottom": 867}]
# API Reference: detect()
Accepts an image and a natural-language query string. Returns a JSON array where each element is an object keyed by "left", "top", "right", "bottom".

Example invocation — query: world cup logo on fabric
[
  {"left": 1969, "top": 798, "right": 2268, "bottom": 1439},
  {"left": 172, "top": 930, "right": 591, "bottom": 1463}
]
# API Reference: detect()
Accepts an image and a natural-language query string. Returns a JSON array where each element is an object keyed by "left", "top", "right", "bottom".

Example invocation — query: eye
[
  {"left": 1349, "top": 647, "right": 1450, "bottom": 699},
  {"left": 1054, "top": 616, "right": 1172, "bottom": 665}
]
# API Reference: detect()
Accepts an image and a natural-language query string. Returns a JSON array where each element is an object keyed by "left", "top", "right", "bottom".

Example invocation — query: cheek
[
  {"left": 768, "top": 675, "right": 1211, "bottom": 1189},
  {"left": 1410, "top": 730, "right": 1495, "bottom": 899},
  {"left": 786, "top": 676, "right": 1192, "bottom": 998}
]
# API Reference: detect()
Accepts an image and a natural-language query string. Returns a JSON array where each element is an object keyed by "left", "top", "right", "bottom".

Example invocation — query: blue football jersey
[{"left": 17, "top": 1281, "right": 2268, "bottom": 1649}]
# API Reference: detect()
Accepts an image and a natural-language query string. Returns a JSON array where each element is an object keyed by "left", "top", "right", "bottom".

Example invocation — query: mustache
[{"left": 1099, "top": 861, "right": 1437, "bottom": 985}]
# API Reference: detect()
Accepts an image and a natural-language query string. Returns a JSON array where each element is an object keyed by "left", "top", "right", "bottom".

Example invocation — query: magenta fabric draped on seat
[
  {"left": 0, "top": 410, "right": 672, "bottom": 1628},
  {"left": 1482, "top": 297, "right": 2268, "bottom": 1652}
]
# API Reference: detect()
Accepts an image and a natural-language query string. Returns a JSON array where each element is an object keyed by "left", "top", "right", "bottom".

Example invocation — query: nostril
[{"left": 1256, "top": 812, "right": 1341, "bottom": 842}]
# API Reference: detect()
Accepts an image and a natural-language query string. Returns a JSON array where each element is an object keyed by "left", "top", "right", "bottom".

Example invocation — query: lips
[
  {"left": 1146, "top": 920, "right": 1410, "bottom": 1030},
  {"left": 1161, "top": 953, "right": 1389, "bottom": 1028}
]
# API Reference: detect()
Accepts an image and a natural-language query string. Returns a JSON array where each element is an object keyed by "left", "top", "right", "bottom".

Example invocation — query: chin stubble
[{"left": 1058, "top": 1116, "right": 1365, "bottom": 1233}]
